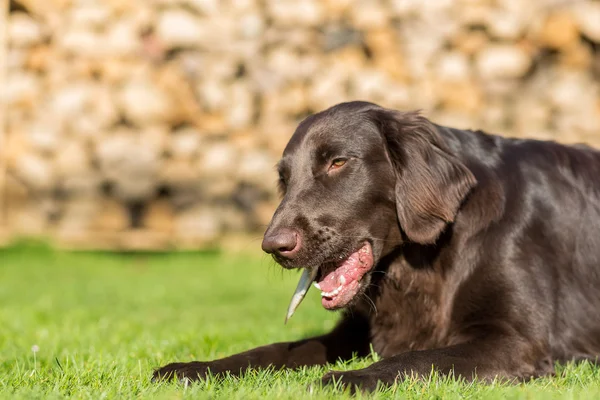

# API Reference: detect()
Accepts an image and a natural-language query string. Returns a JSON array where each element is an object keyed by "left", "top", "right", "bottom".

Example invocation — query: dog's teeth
[
  {"left": 313, "top": 282, "right": 321, "bottom": 290},
  {"left": 321, "top": 285, "right": 345, "bottom": 298},
  {"left": 339, "top": 276, "right": 346, "bottom": 285}
]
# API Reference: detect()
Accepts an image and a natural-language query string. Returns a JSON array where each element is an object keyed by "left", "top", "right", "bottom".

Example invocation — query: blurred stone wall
[{"left": 2, "top": 0, "right": 600, "bottom": 249}]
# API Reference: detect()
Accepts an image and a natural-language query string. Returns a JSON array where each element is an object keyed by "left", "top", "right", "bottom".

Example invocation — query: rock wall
[{"left": 2, "top": 0, "right": 600, "bottom": 249}]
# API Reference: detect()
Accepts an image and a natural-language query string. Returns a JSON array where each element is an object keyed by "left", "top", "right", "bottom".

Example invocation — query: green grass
[{"left": 1, "top": 243, "right": 599, "bottom": 399}]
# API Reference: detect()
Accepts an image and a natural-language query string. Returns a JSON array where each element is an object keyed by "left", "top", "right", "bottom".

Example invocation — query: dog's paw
[
  {"left": 152, "top": 361, "right": 212, "bottom": 383},
  {"left": 320, "top": 370, "right": 381, "bottom": 393}
]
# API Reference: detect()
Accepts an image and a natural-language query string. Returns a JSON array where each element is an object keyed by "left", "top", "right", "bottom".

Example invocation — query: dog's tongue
[
  {"left": 317, "top": 243, "right": 373, "bottom": 310},
  {"left": 317, "top": 251, "right": 365, "bottom": 292}
]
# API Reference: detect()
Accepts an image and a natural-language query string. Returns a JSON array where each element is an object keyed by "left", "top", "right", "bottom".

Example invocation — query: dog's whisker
[{"left": 361, "top": 293, "right": 378, "bottom": 315}]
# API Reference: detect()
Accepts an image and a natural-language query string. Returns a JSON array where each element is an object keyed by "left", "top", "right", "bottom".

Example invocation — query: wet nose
[{"left": 261, "top": 228, "right": 301, "bottom": 258}]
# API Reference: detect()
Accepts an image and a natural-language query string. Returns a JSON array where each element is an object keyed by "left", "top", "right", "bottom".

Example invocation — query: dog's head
[{"left": 262, "top": 102, "right": 476, "bottom": 312}]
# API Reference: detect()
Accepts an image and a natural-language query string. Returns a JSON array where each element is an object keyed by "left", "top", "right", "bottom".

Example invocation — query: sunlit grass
[{"left": 0, "top": 243, "right": 598, "bottom": 399}]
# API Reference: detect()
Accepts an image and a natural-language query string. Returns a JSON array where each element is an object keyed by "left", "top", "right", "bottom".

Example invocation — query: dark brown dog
[{"left": 154, "top": 101, "right": 600, "bottom": 391}]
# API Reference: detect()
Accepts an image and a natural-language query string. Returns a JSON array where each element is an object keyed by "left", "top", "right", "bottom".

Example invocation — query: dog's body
[{"left": 155, "top": 102, "right": 600, "bottom": 390}]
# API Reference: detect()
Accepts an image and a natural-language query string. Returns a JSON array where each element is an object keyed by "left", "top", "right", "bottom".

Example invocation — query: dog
[{"left": 154, "top": 101, "right": 600, "bottom": 391}]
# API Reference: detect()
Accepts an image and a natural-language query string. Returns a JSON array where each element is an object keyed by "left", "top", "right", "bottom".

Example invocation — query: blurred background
[{"left": 0, "top": 0, "right": 599, "bottom": 250}]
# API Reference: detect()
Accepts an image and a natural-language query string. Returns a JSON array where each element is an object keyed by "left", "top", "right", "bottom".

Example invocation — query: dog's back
[{"left": 450, "top": 128, "right": 600, "bottom": 363}]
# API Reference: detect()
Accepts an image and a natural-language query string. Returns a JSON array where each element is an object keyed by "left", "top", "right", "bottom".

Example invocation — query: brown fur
[{"left": 154, "top": 102, "right": 600, "bottom": 391}]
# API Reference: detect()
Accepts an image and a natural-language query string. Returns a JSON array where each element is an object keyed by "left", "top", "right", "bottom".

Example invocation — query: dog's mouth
[
  {"left": 314, "top": 242, "right": 374, "bottom": 309},
  {"left": 285, "top": 242, "right": 374, "bottom": 321}
]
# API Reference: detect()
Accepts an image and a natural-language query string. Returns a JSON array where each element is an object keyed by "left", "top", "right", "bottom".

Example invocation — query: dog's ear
[{"left": 368, "top": 108, "right": 477, "bottom": 244}]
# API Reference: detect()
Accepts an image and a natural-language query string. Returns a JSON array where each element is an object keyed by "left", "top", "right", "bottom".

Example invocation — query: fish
[{"left": 285, "top": 267, "right": 318, "bottom": 323}]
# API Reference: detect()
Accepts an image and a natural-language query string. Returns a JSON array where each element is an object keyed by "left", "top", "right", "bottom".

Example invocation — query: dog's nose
[{"left": 262, "top": 228, "right": 301, "bottom": 258}]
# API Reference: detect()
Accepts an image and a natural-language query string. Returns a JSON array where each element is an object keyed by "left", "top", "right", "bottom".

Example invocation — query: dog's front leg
[
  {"left": 153, "top": 314, "right": 370, "bottom": 382},
  {"left": 320, "top": 337, "right": 554, "bottom": 392}
]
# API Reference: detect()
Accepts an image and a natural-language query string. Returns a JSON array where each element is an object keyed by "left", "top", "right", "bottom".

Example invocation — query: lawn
[{"left": 0, "top": 243, "right": 599, "bottom": 399}]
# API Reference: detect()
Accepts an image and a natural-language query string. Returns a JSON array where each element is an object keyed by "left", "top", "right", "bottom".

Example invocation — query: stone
[
  {"left": 92, "top": 86, "right": 120, "bottom": 129},
  {"left": 487, "top": 11, "right": 525, "bottom": 40},
  {"left": 156, "top": 9, "right": 204, "bottom": 48},
  {"left": 169, "top": 127, "right": 202, "bottom": 159},
  {"left": 435, "top": 51, "right": 471, "bottom": 81},
  {"left": 55, "top": 198, "right": 99, "bottom": 236},
  {"left": 265, "top": 47, "right": 305, "bottom": 83},
  {"left": 4, "top": 72, "right": 40, "bottom": 107},
  {"left": 220, "top": 206, "right": 249, "bottom": 232},
  {"left": 573, "top": 2, "right": 600, "bottom": 43},
  {"left": 513, "top": 96, "right": 551, "bottom": 134},
  {"left": 380, "top": 83, "right": 412, "bottom": 109},
  {"left": 4, "top": 175, "right": 29, "bottom": 207},
  {"left": 49, "top": 83, "right": 91, "bottom": 121},
  {"left": 118, "top": 77, "right": 173, "bottom": 126},
  {"left": 308, "top": 68, "right": 349, "bottom": 111},
  {"left": 105, "top": 18, "right": 142, "bottom": 56},
  {"left": 537, "top": 12, "right": 580, "bottom": 49},
  {"left": 59, "top": 171, "right": 101, "bottom": 197},
  {"left": 399, "top": 19, "right": 449, "bottom": 79},
  {"left": 199, "top": 114, "right": 228, "bottom": 136},
  {"left": 174, "top": 206, "right": 222, "bottom": 244},
  {"left": 159, "top": 158, "right": 200, "bottom": 189},
  {"left": 267, "top": 0, "right": 323, "bottom": 27},
  {"left": 452, "top": 29, "right": 488, "bottom": 56},
  {"left": 156, "top": 66, "right": 203, "bottom": 123},
  {"left": 201, "top": 179, "right": 237, "bottom": 199},
  {"left": 143, "top": 200, "right": 174, "bottom": 233},
  {"left": 476, "top": 45, "right": 532, "bottom": 79},
  {"left": 9, "top": 200, "right": 48, "bottom": 236},
  {"left": 186, "top": 0, "right": 220, "bottom": 15},
  {"left": 348, "top": 2, "right": 389, "bottom": 29},
  {"left": 92, "top": 198, "right": 130, "bottom": 231},
  {"left": 69, "top": 114, "right": 103, "bottom": 141},
  {"left": 322, "top": 0, "right": 353, "bottom": 18},
  {"left": 254, "top": 201, "right": 277, "bottom": 227},
  {"left": 262, "top": 83, "right": 307, "bottom": 116},
  {"left": 237, "top": 150, "right": 277, "bottom": 188},
  {"left": 479, "top": 100, "right": 508, "bottom": 132},
  {"left": 197, "top": 80, "right": 229, "bottom": 111},
  {"left": 559, "top": 43, "right": 593, "bottom": 70},
  {"left": 26, "top": 121, "right": 63, "bottom": 154},
  {"left": 69, "top": 4, "right": 111, "bottom": 28},
  {"left": 57, "top": 27, "right": 103, "bottom": 57},
  {"left": 8, "top": 48, "right": 27, "bottom": 70},
  {"left": 54, "top": 141, "right": 91, "bottom": 178},
  {"left": 3, "top": 0, "right": 600, "bottom": 250},
  {"left": 26, "top": 45, "right": 52, "bottom": 72},
  {"left": 225, "top": 83, "right": 254, "bottom": 129},
  {"left": 364, "top": 29, "right": 398, "bottom": 56},
  {"left": 237, "top": 12, "right": 265, "bottom": 39},
  {"left": 351, "top": 68, "right": 393, "bottom": 102},
  {"left": 96, "top": 131, "right": 160, "bottom": 201},
  {"left": 373, "top": 52, "right": 410, "bottom": 83},
  {"left": 548, "top": 71, "right": 596, "bottom": 112},
  {"left": 98, "top": 58, "right": 143, "bottom": 83},
  {"left": 555, "top": 102, "right": 599, "bottom": 137},
  {"left": 198, "top": 142, "right": 238, "bottom": 179},
  {"left": 12, "top": 152, "right": 55, "bottom": 192},
  {"left": 437, "top": 80, "right": 482, "bottom": 114},
  {"left": 8, "top": 12, "right": 45, "bottom": 47},
  {"left": 143, "top": 126, "right": 170, "bottom": 155},
  {"left": 430, "top": 111, "right": 475, "bottom": 132}
]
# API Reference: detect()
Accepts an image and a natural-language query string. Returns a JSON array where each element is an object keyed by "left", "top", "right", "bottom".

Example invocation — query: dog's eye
[
  {"left": 278, "top": 176, "right": 287, "bottom": 193},
  {"left": 329, "top": 158, "right": 347, "bottom": 172}
]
